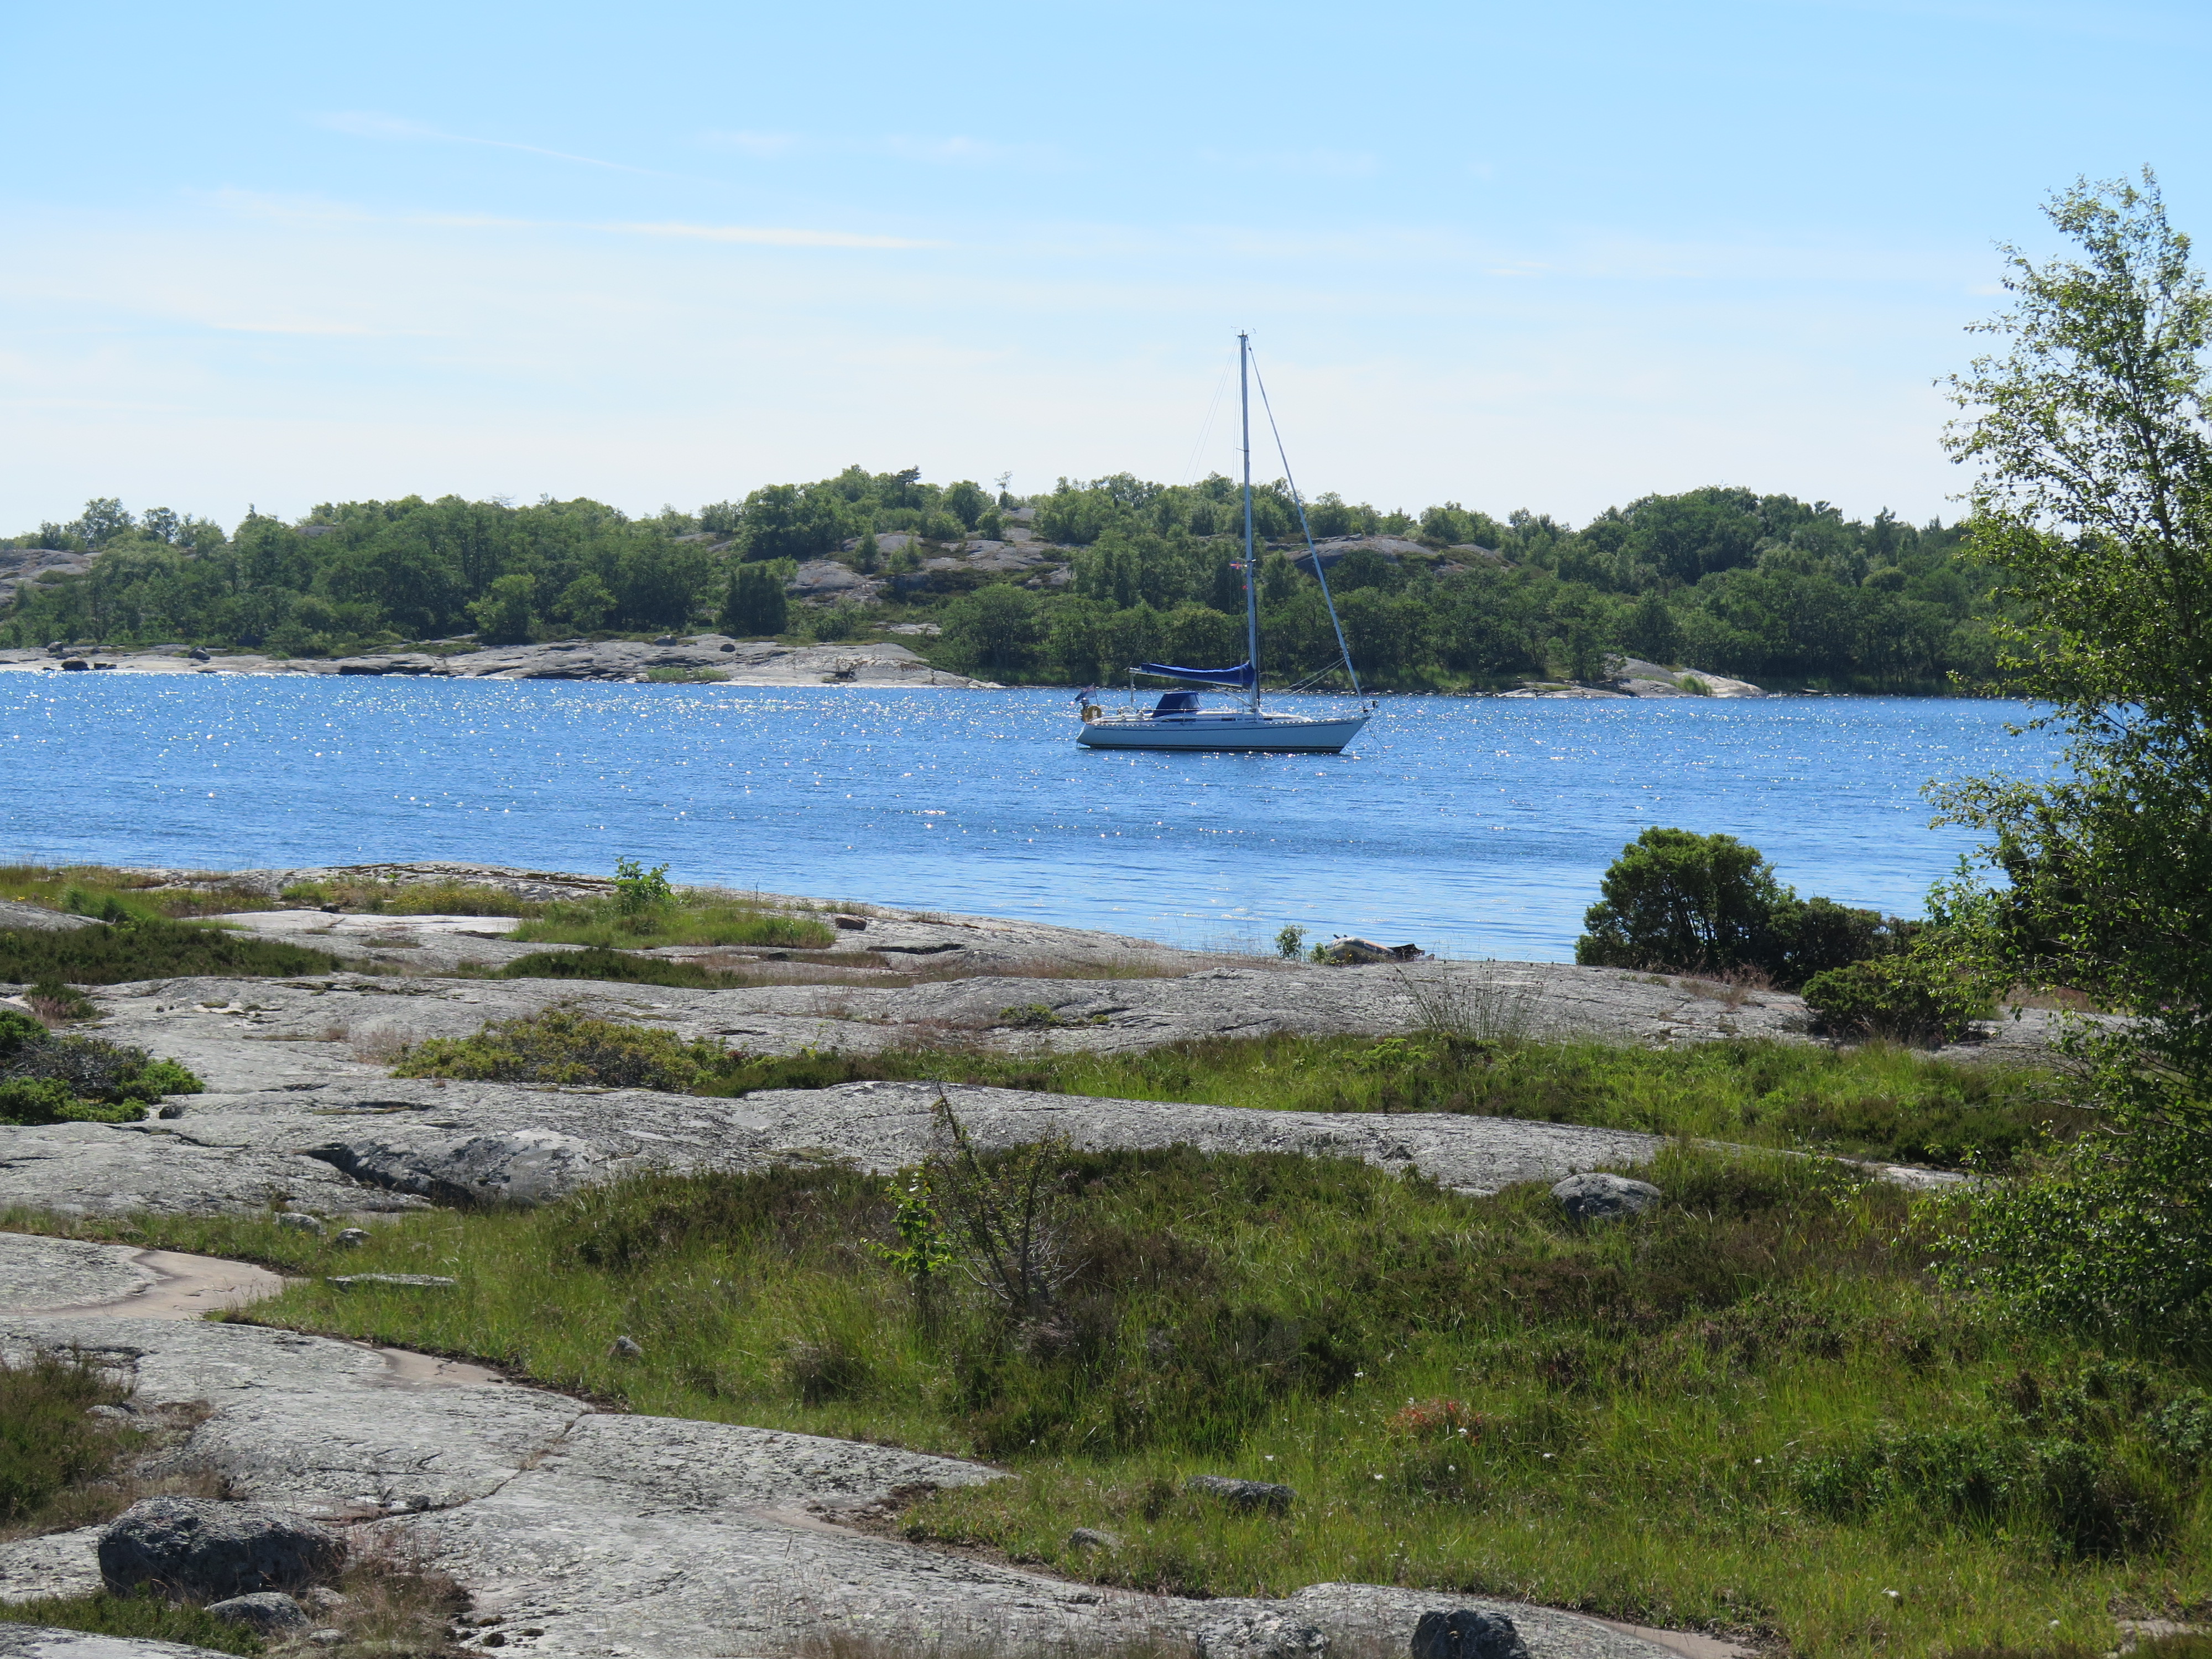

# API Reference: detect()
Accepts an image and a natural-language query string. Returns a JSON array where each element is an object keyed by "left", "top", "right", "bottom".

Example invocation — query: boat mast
[{"left": 1240, "top": 331, "right": 1260, "bottom": 714}]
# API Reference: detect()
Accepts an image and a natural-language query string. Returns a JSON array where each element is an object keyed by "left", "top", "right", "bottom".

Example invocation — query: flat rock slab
[
  {"left": 0, "top": 900, "right": 100, "bottom": 933},
  {"left": 1, "top": 1235, "right": 159, "bottom": 1312},
  {"left": 12, "top": 1066, "right": 1667, "bottom": 1217},
  {"left": 0, "top": 1238, "right": 1671, "bottom": 1659},
  {"left": 0, "top": 1627, "right": 238, "bottom": 1659}
]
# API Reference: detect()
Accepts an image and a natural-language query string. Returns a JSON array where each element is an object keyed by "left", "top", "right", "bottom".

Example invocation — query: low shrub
[
  {"left": 0, "top": 1016, "right": 202, "bottom": 1124},
  {"left": 391, "top": 1008, "right": 731, "bottom": 1091},
  {"left": 495, "top": 947, "right": 750, "bottom": 990},
  {"left": 1802, "top": 955, "right": 1994, "bottom": 1044},
  {"left": 0, "top": 917, "right": 341, "bottom": 986}
]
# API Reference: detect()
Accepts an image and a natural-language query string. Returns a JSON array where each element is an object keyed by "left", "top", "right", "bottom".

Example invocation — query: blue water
[{"left": 0, "top": 676, "right": 2064, "bottom": 961}]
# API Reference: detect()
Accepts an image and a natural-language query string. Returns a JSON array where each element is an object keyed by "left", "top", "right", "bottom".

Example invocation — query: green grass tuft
[
  {"left": 0, "top": 1352, "right": 138, "bottom": 1525},
  {"left": 494, "top": 947, "right": 757, "bottom": 990},
  {"left": 391, "top": 1007, "right": 732, "bottom": 1090},
  {"left": 699, "top": 1032, "right": 2081, "bottom": 1173},
  {"left": 0, "top": 1593, "right": 262, "bottom": 1655},
  {"left": 510, "top": 891, "right": 832, "bottom": 951}
]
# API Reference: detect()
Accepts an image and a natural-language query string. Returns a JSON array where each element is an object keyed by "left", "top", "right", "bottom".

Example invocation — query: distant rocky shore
[
  {"left": 0, "top": 639, "right": 1767, "bottom": 697},
  {"left": 0, "top": 634, "right": 997, "bottom": 688}
]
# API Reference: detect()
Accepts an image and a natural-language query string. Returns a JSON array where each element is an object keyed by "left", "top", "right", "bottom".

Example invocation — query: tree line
[{"left": 4, "top": 467, "right": 2003, "bottom": 691}]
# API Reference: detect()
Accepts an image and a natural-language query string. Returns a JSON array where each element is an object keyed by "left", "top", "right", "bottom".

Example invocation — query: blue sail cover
[{"left": 1135, "top": 660, "right": 1255, "bottom": 688}]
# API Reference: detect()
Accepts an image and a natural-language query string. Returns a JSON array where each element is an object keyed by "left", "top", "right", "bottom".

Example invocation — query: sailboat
[{"left": 1074, "top": 333, "right": 1375, "bottom": 754}]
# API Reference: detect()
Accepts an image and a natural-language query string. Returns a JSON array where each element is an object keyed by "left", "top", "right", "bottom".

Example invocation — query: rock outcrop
[{"left": 0, "top": 1234, "right": 1680, "bottom": 1659}]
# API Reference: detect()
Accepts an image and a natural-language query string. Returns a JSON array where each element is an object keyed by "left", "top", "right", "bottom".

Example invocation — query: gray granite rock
[
  {"left": 1195, "top": 1610, "right": 1331, "bottom": 1656},
  {"left": 1415, "top": 1609, "right": 1533, "bottom": 1659},
  {"left": 98, "top": 1497, "right": 345, "bottom": 1598},
  {"left": 0, "top": 901, "right": 98, "bottom": 933},
  {"left": 0, "top": 1236, "right": 158, "bottom": 1313},
  {"left": 1187, "top": 1475, "right": 1296, "bottom": 1514},
  {"left": 1551, "top": 1173, "right": 1662, "bottom": 1222},
  {"left": 0, "top": 1626, "right": 240, "bottom": 1659},
  {"left": 0, "top": 1239, "right": 1677, "bottom": 1659},
  {"left": 202, "top": 1593, "right": 308, "bottom": 1635},
  {"left": 306, "top": 1129, "right": 609, "bottom": 1207}
]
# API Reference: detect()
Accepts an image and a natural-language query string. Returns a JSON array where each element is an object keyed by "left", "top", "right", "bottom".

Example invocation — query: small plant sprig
[{"left": 870, "top": 1172, "right": 956, "bottom": 1290}]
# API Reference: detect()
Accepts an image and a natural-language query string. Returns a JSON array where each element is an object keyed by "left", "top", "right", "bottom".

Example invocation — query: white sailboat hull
[{"left": 1076, "top": 711, "right": 1371, "bottom": 753}]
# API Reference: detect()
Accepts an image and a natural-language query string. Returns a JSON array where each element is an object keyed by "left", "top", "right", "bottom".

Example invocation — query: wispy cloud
[{"left": 316, "top": 111, "right": 665, "bottom": 176}]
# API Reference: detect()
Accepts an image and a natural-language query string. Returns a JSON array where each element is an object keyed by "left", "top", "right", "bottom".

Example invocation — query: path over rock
[{"left": 0, "top": 1237, "right": 1673, "bottom": 1659}]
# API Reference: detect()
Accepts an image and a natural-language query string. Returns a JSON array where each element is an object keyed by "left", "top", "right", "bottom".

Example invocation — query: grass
[
  {"left": 482, "top": 946, "right": 891, "bottom": 990},
  {"left": 0, "top": 1548, "right": 468, "bottom": 1659},
  {"left": 17, "top": 1146, "right": 2209, "bottom": 1658},
  {"left": 377, "top": 1008, "right": 2079, "bottom": 1175},
  {"left": 509, "top": 889, "right": 834, "bottom": 951},
  {"left": 1, "top": 1351, "right": 138, "bottom": 1527},
  {"left": 0, "top": 1592, "right": 263, "bottom": 1656},
  {"left": 0, "top": 916, "right": 342, "bottom": 986},
  {"left": 0, "top": 863, "right": 277, "bottom": 921},
  {"left": 279, "top": 877, "right": 548, "bottom": 917},
  {"left": 644, "top": 665, "right": 731, "bottom": 683}
]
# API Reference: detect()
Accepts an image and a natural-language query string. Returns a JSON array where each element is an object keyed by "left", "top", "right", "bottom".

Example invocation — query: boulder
[
  {"left": 306, "top": 1128, "right": 608, "bottom": 1207},
  {"left": 276, "top": 1213, "right": 324, "bottom": 1235},
  {"left": 1194, "top": 1611, "right": 1329, "bottom": 1657},
  {"left": 0, "top": 898, "right": 100, "bottom": 933},
  {"left": 1065, "top": 1527, "right": 1121, "bottom": 1552},
  {"left": 205, "top": 1593, "right": 310, "bottom": 1635},
  {"left": 327, "top": 1274, "right": 456, "bottom": 1288},
  {"left": 98, "top": 1498, "right": 345, "bottom": 1599},
  {"left": 1411, "top": 1610, "right": 1530, "bottom": 1659},
  {"left": 1320, "top": 937, "right": 1423, "bottom": 966},
  {"left": 1184, "top": 1475, "right": 1295, "bottom": 1515},
  {"left": 1550, "top": 1172, "right": 1662, "bottom": 1222}
]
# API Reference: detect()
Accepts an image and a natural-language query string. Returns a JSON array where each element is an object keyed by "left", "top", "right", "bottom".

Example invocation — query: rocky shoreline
[
  {"left": 1, "top": 862, "right": 2032, "bottom": 1659},
  {"left": 0, "top": 639, "right": 1766, "bottom": 698},
  {"left": 0, "top": 637, "right": 998, "bottom": 689}
]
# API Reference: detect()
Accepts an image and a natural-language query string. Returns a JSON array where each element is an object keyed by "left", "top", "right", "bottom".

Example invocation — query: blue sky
[{"left": 3, "top": 0, "right": 2206, "bottom": 533}]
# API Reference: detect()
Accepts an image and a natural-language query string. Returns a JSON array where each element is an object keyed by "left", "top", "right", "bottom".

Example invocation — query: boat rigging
[{"left": 1074, "top": 334, "right": 1375, "bottom": 754}]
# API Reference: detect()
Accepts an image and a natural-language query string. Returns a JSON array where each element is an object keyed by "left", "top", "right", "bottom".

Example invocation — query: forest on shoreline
[{"left": 1, "top": 468, "right": 2005, "bottom": 692}]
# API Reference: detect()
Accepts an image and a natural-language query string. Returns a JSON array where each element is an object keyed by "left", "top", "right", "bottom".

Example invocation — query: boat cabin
[{"left": 1150, "top": 691, "right": 1202, "bottom": 717}]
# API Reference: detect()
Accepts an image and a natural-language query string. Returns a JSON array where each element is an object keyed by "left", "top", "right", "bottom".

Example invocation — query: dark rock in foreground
[{"left": 98, "top": 1497, "right": 344, "bottom": 1599}]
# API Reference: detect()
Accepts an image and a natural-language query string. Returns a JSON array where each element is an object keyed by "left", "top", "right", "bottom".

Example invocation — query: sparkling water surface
[{"left": 0, "top": 677, "right": 2064, "bottom": 961}]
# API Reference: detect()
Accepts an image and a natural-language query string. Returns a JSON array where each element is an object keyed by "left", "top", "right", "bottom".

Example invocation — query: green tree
[
  {"left": 719, "top": 560, "right": 791, "bottom": 638},
  {"left": 555, "top": 572, "right": 616, "bottom": 633},
  {"left": 738, "top": 484, "right": 846, "bottom": 562},
  {"left": 1575, "top": 828, "right": 1786, "bottom": 974},
  {"left": 468, "top": 572, "right": 536, "bottom": 644},
  {"left": 1932, "top": 171, "right": 2212, "bottom": 1343},
  {"left": 943, "top": 583, "right": 1042, "bottom": 676}
]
